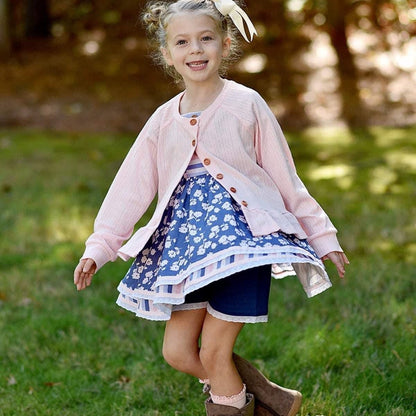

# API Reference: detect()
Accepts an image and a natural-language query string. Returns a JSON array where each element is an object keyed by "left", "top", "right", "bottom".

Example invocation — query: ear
[
  {"left": 222, "top": 37, "right": 231, "bottom": 58},
  {"left": 161, "top": 47, "right": 173, "bottom": 66}
]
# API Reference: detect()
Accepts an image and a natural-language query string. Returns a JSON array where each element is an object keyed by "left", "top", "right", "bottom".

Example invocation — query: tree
[
  {"left": 25, "top": 0, "right": 50, "bottom": 37},
  {"left": 325, "top": 0, "right": 363, "bottom": 126},
  {"left": 0, "top": 0, "right": 11, "bottom": 56}
]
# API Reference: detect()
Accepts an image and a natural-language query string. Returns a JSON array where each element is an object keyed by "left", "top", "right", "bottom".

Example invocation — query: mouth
[{"left": 186, "top": 60, "right": 208, "bottom": 70}]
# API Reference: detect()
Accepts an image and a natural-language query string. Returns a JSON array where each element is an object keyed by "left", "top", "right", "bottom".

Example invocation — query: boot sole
[{"left": 256, "top": 393, "right": 302, "bottom": 416}]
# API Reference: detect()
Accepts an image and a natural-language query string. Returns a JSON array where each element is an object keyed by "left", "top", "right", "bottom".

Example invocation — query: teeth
[{"left": 188, "top": 61, "right": 207, "bottom": 68}]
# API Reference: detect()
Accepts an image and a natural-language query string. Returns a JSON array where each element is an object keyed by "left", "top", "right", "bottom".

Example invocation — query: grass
[{"left": 0, "top": 126, "right": 415, "bottom": 415}]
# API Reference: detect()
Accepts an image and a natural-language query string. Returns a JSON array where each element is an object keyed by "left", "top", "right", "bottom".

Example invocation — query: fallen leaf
[{"left": 44, "top": 382, "right": 62, "bottom": 387}]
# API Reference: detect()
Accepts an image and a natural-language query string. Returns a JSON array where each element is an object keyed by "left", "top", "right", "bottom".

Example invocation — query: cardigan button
[
  {"left": 241, "top": 200, "right": 248, "bottom": 207},
  {"left": 190, "top": 118, "right": 197, "bottom": 126},
  {"left": 191, "top": 139, "right": 196, "bottom": 146},
  {"left": 216, "top": 173, "right": 224, "bottom": 180},
  {"left": 203, "top": 158, "right": 211, "bottom": 166},
  {"left": 230, "top": 187, "right": 237, "bottom": 193}
]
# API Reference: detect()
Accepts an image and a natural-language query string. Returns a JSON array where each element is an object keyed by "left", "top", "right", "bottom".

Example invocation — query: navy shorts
[{"left": 173, "top": 265, "right": 272, "bottom": 323}]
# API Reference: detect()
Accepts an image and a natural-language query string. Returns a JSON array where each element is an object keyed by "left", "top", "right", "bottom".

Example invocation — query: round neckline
[
  {"left": 175, "top": 79, "right": 231, "bottom": 122},
  {"left": 182, "top": 111, "right": 202, "bottom": 118}
]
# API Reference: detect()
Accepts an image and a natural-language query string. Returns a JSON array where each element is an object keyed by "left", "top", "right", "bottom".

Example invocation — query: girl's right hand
[{"left": 74, "top": 258, "right": 97, "bottom": 291}]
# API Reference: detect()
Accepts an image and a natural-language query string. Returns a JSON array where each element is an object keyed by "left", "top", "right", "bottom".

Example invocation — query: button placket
[{"left": 187, "top": 116, "right": 198, "bottom": 147}]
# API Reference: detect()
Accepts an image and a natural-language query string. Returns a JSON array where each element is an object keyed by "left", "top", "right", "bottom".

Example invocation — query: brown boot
[
  {"left": 233, "top": 354, "right": 302, "bottom": 416},
  {"left": 205, "top": 393, "right": 255, "bottom": 416}
]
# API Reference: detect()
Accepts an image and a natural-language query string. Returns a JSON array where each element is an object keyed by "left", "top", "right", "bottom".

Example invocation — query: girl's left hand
[{"left": 321, "top": 251, "right": 349, "bottom": 279}]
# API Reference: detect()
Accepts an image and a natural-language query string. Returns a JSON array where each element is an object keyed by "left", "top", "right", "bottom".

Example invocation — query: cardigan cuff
[
  {"left": 81, "top": 245, "right": 114, "bottom": 272},
  {"left": 308, "top": 232, "right": 343, "bottom": 259}
]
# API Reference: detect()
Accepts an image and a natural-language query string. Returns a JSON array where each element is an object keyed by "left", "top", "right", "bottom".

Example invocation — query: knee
[
  {"left": 199, "top": 344, "right": 231, "bottom": 375},
  {"left": 162, "top": 339, "right": 196, "bottom": 373},
  {"left": 162, "top": 341, "right": 183, "bottom": 370}
]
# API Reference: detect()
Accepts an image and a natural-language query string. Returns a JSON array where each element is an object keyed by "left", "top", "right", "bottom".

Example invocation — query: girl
[{"left": 74, "top": 1, "right": 349, "bottom": 415}]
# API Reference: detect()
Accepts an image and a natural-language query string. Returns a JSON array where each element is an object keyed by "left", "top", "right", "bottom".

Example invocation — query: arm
[
  {"left": 253, "top": 94, "right": 343, "bottom": 259},
  {"left": 80, "top": 113, "right": 160, "bottom": 272}
]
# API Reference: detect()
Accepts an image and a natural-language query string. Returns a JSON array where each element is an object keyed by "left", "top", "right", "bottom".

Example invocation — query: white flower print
[
  {"left": 222, "top": 201, "right": 232, "bottom": 210},
  {"left": 197, "top": 246, "right": 206, "bottom": 255},
  {"left": 192, "top": 211, "right": 203, "bottom": 219},
  {"left": 218, "top": 235, "right": 236, "bottom": 245},
  {"left": 220, "top": 224, "right": 229, "bottom": 232},
  {"left": 209, "top": 225, "right": 220, "bottom": 239}
]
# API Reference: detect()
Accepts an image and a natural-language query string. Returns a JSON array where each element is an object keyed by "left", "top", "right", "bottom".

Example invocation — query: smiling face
[{"left": 161, "top": 12, "right": 231, "bottom": 88}]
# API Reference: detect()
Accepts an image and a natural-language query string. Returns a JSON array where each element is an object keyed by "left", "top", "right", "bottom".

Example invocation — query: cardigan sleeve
[
  {"left": 81, "top": 112, "right": 160, "bottom": 270},
  {"left": 252, "top": 94, "right": 342, "bottom": 257}
]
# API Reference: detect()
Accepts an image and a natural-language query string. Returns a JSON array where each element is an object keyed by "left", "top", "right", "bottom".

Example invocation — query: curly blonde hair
[{"left": 142, "top": 0, "right": 242, "bottom": 83}]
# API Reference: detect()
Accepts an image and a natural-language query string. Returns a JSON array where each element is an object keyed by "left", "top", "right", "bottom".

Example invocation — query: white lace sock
[
  {"left": 199, "top": 378, "right": 211, "bottom": 394},
  {"left": 199, "top": 378, "right": 210, "bottom": 384},
  {"left": 210, "top": 384, "right": 247, "bottom": 409}
]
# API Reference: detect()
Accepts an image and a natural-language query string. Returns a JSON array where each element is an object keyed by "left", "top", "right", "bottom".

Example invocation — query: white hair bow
[{"left": 212, "top": 0, "right": 257, "bottom": 42}]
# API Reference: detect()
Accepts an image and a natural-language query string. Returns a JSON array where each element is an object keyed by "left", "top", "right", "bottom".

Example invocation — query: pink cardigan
[{"left": 82, "top": 80, "right": 343, "bottom": 270}]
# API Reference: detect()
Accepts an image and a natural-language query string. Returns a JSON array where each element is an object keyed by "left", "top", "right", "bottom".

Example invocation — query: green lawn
[{"left": 0, "top": 126, "right": 415, "bottom": 415}]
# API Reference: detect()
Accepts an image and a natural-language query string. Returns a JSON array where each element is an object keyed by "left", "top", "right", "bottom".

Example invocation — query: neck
[{"left": 180, "top": 78, "right": 225, "bottom": 114}]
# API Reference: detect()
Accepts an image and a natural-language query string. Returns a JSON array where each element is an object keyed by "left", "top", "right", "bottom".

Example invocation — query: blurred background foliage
[{"left": 0, "top": 0, "right": 415, "bottom": 130}]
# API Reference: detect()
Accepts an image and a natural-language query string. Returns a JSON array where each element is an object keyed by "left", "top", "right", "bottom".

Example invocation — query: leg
[
  {"left": 163, "top": 308, "right": 207, "bottom": 379},
  {"left": 200, "top": 312, "right": 244, "bottom": 397}
]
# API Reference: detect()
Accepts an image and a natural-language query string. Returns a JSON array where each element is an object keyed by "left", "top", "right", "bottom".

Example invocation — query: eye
[
  {"left": 201, "top": 35, "right": 213, "bottom": 42},
  {"left": 175, "top": 39, "right": 187, "bottom": 46}
]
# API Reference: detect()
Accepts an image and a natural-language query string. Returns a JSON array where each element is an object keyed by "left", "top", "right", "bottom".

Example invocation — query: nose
[{"left": 190, "top": 39, "right": 203, "bottom": 54}]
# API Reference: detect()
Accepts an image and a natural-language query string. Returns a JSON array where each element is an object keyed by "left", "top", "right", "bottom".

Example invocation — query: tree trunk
[
  {"left": 25, "top": 0, "right": 50, "bottom": 37},
  {"left": 325, "top": 0, "right": 363, "bottom": 126},
  {"left": 0, "top": 0, "right": 11, "bottom": 56}
]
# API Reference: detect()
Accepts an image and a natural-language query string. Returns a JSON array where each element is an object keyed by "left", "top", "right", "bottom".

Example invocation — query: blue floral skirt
[{"left": 117, "top": 163, "right": 331, "bottom": 321}]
